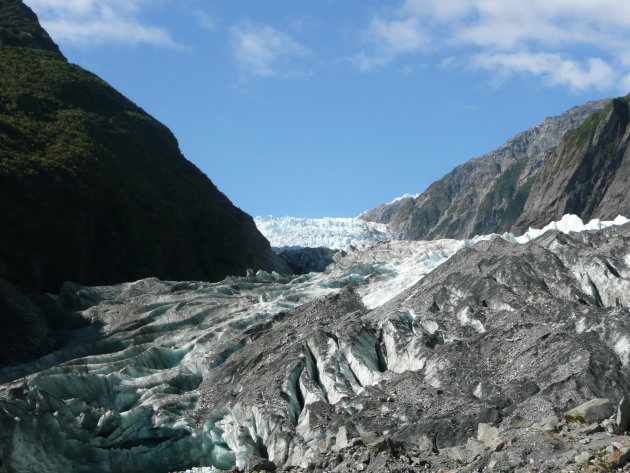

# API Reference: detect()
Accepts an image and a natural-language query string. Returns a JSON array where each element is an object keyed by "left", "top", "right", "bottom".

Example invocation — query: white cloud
[
  {"left": 351, "top": 51, "right": 391, "bottom": 72},
  {"left": 355, "top": 0, "right": 630, "bottom": 92},
  {"left": 353, "top": 15, "right": 427, "bottom": 71},
  {"left": 194, "top": 10, "right": 216, "bottom": 32},
  {"left": 370, "top": 17, "right": 426, "bottom": 54},
  {"left": 24, "top": 0, "right": 180, "bottom": 48},
  {"left": 230, "top": 22, "right": 308, "bottom": 77},
  {"left": 475, "top": 52, "right": 616, "bottom": 91}
]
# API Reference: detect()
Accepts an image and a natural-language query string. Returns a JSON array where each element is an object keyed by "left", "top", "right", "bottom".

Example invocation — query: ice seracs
[
  {"left": 512, "top": 214, "right": 630, "bottom": 244},
  {"left": 257, "top": 212, "right": 629, "bottom": 254},
  {"left": 254, "top": 215, "right": 391, "bottom": 249}
]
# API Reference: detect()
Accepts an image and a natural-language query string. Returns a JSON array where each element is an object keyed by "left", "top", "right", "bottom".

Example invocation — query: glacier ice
[
  {"left": 359, "top": 214, "right": 630, "bottom": 309},
  {"left": 513, "top": 214, "right": 630, "bottom": 244},
  {"left": 255, "top": 214, "right": 630, "bottom": 311},
  {"left": 254, "top": 215, "right": 391, "bottom": 249},
  {"left": 0, "top": 214, "right": 629, "bottom": 472},
  {"left": 257, "top": 212, "right": 629, "bottom": 253}
]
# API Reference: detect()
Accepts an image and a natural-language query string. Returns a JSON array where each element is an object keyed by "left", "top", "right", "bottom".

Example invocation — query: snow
[
  {"left": 355, "top": 193, "right": 421, "bottom": 218},
  {"left": 254, "top": 216, "right": 391, "bottom": 250},
  {"left": 421, "top": 320, "right": 440, "bottom": 335},
  {"left": 458, "top": 306, "right": 486, "bottom": 333},
  {"left": 512, "top": 214, "right": 630, "bottom": 244},
  {"left": 385, "top": 193, "right": 421, "bottom": 205}
]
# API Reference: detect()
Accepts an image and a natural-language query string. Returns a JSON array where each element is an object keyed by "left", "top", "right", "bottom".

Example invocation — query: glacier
[
  {"left": 256, "top": 213, "right": 629, "bottom": 253},
  {"left": 254, "top": 216, "right": 391, "bottom": 249},
  {"left": 0, "top": 214, "right": 629, "bottom": 473}
]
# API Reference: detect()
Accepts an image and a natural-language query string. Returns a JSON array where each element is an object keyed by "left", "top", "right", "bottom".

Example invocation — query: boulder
[
  {"left": 612, "top": 445, "right": 630, "bottom": 467},
  {"left": 250, "top": 458, "right": 276, "bottom": 472},
  {"left": 617, "top": 397, "right": 630, "bottom": 432},
  {"left": 333, "top": 425, "right": 359, "bottom": 451},
  {"left": 478, "top": 423, "right": 501, "bottom": 447},
  {"left": 532, "top": 415, "right": 559, "bottom": 432},
  {"left": 564, "top": 398, "right": 614, "bottom": 424}
]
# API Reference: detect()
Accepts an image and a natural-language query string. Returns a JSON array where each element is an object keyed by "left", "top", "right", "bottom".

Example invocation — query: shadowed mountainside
[{"left": 0, "top": 0, "right": 288, "bottom": 294}]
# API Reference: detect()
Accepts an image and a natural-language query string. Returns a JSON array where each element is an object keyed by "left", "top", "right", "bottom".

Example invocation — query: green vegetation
[
  {"left": 562, "top": 96, "right": 630, "bottom": 219},
  {"left": 0, "top": 1, "right": 275, "bottom": 292},
  {"left": 0, "top": 0, "right": 61, "bottom": 54},
  {"left": 562, "top": 105, "right": 610, "bottom": 153},
  {"left": 407, "top": 176, "right": 455, "bottom": 239},
  {"left": 563, "top": 413, "right": 589, "bottom": 425},
  {"left": 562, "top": 93, "right": 629, "bottom": 156},
  {"left": 472, "top": 159, "right": 532, "bottom": 235}
]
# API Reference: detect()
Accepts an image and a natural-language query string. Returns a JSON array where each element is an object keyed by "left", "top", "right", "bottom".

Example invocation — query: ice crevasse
[{"left": 0, "top": 214, "right": 628, "bottom": 473}]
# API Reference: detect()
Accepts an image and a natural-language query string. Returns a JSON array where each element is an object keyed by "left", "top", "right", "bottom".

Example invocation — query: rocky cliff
[
  {"left": 360, "top": 99, "right": 610, "bottom": 239},
  {"left": 0, "top": 0, "right": 287, "bottom": 294},
  {"left": 514, "top": 96, "right": 630, "bottom": 233}
]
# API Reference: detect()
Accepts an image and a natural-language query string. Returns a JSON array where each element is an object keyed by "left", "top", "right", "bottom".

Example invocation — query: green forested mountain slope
[{"left": 0, "top": 0, "right": 287, "bottom": 292}]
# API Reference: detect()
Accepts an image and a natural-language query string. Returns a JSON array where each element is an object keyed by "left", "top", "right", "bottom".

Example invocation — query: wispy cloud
[
  {"left": 230, "top": 21, "right": 308, "bottom": 78},
  {"left": 353, "top": 16, "right": 426, "bottom": 71},
  {"left": 24, "top": 0, "right": 181, "bottom": 49},
  {"left": 355, "top": 0, "right": 630, "bottom": 92},
  {"left": 475, "top": 53, "right": 616, "bottom": 91},
  {"left": 193, "top": 10, "right": 217, "bottom": 32}
]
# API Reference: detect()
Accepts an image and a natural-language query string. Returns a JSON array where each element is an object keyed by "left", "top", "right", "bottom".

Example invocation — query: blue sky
[{"left": 23, "top": 0, "right": 630, "bottom": 218}]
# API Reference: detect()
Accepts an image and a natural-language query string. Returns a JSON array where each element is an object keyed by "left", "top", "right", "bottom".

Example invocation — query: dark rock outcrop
[
  {"left": 277, "top": 247, "right": 338, "bottom": 274},
  {"left": 0, "top": 279, "right": 48, "bottom": 365},
  {"left": 0, "top": 0, "right": 287, "bottom": 293}
]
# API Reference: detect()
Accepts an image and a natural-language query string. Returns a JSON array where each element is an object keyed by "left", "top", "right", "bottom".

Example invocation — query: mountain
[
  {"left": 0, "top": 0, "right": 287, "bottom": 294},
  {"left": 1, "top": 216, "right": 629, "bottom": 472},
  {"left": 0, "top": 0, "right": 62, "bottom": 55},
  {"left": 360, "top": 99, "right": 611, "bottom": 239},
  {"left": 513, "top": 96, "right": 630, "bottom": 232}
]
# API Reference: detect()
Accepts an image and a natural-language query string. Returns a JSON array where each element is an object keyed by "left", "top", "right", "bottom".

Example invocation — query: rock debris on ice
[{"left": 1, "top": 214, "right": 629, "bottom": 473}]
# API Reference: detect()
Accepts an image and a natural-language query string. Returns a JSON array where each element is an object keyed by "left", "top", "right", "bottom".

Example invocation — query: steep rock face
[
  {"left": 514, "top": 96, "right": 630, "bottom": 233},
  {"left": 2, "top": 223, "right": 630, "bottom": 472},
  {"left": 360, "top": 99, "right": 610, "bottom": 239},
  {"left": 0, "top": 0, "right": 287, "bottom": 293}
]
